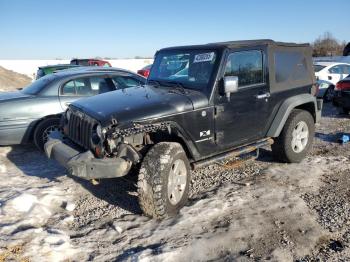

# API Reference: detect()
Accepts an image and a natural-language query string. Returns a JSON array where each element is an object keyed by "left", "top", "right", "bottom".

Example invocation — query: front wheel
[
  {"left": 272, "top": 109, "right": 315, "bottom": 163},
  {"left": 33, "top": 117, "right": 62, "bottom": 151},
  {"left": 137, "top": 142, "right": 191, "bottom": 219}
]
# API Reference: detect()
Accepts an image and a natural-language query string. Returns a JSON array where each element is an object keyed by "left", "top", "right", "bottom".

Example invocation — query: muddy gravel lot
[{"left": 0, "top": 103, "right": 349, "bottom": 262}]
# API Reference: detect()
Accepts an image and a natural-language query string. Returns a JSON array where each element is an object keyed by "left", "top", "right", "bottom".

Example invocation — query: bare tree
[{"left": 312, "top": 32, "right": 346, "bottom": 57}]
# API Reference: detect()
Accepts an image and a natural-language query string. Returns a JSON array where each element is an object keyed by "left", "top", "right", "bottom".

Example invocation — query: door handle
[
  {"left": 328, "top": 76, "right": 332, "bottom": 80},
  {"left": 256, "top": 92, "right": 270, "bottom": 99}
]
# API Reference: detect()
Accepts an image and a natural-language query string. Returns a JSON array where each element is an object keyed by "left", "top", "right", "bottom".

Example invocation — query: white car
[{"left": 314, "top": 62, "right": 350, "bottom": 85}]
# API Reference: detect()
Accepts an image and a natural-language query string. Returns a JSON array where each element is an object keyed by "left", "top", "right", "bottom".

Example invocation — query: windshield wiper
[
  {"left": 164, "top": 81, "right": 189, "bottom": 94},
  {"left": 147, "top": 79, "right": 161, "bottom": 87}
]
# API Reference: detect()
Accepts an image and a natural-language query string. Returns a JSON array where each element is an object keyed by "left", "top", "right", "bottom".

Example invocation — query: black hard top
[{"left": 160, "top": 39, "right": 310, "bottom": 51}]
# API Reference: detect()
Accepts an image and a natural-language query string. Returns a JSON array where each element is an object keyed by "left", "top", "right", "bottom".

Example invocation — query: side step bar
[{"left": 191, "top": 138, "right": 274, "bottom": 170}]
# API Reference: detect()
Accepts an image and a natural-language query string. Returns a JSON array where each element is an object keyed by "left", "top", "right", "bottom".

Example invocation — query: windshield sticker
[{"left": 193, "top": 52, "right": 215, "bottom": 63}]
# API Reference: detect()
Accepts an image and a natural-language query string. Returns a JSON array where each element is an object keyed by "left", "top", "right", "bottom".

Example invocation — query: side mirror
[{"left": 223, "top": 76, "right": 239, "bottom": 101}]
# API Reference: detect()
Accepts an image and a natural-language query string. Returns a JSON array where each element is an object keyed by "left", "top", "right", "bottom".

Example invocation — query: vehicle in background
[
  {"left": 314, "top": 62, "right": 350, "bottom": 84},
  {"left": 45, "top": 39, "right": 322, "bottom": 219},
  {"left": 70, "top": 59, "right": 112, "bottom": 67},
  {"left": 137, "top": 64, "right": 152, "bottom": 78},
  {"left": 0, "top": 68, "right": 146, "bottom": 150},
  {"left": 36, "top": 64, "right": 81, "bottom": 79},
  {"left": 333, "top": 75, "right": 350, "bottom": 114},
  {"left": 316, "top": 80, "right": 336, "bottom": 102}
]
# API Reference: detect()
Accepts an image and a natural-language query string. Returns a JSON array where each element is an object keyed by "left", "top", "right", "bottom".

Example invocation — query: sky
[{"left": 0, "top": 0, "right": 349, "bottom": 59}]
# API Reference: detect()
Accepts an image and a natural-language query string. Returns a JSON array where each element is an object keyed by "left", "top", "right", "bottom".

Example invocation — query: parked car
[
  {"left": 0, "top": 68, "right": 146, "bottom": 150},
  {"left": 45, "top": 39, "right": 322, "bottom": 219},
  {"left": 70, "top": 59, "right": 111, "bottom": 67},
  {"left": 36, "top": 64, "right": 81, "bottom": 79},
  {"left": 333, "top": 75, "right": 350, "bottom": 114},
  {"left": 316, "top": 79, "right": 335, "bottom": 101},
  {"left": 314, "top": 62, "right": 350, "bottom": 84},
  {"left": 137, "top": 64, "right": 152, "bottom": 78}
]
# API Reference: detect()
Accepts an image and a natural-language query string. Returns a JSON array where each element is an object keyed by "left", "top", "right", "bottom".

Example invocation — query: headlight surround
[
  {"left": 66, "top": 109, "right": 72, "bottom": 121},
  {"left": 96, "top": 124, "right": 102, "bottom": 138}
]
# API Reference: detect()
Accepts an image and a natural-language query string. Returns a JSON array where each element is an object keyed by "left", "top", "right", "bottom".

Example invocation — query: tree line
[{"left": 312, "top": 32, "right": 349, "bottom": 57}]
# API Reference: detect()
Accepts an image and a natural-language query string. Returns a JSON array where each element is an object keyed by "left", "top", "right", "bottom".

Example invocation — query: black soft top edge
[{"left": 159, "top": 39, "right": 311, "bottom": 52}]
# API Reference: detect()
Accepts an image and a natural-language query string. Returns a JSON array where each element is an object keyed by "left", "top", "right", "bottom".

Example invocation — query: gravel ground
[{"left": 0, "top": 102, "right": 350, "bottom": 261}]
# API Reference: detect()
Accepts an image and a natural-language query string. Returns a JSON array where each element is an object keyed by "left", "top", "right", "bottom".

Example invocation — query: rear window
[
  {"left": 275, "top": 51, "right": 308, "bottom": 83},
  {"left": 21, "top": 75, "right": 56, "bottom": 95},
  {"left": 313, "top": 64, "right": 326, "bottom": 72}
]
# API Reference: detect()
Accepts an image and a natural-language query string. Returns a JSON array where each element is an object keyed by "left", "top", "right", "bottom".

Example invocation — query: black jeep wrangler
[{"left": 45, "top": 40, "right": 322, "bottom": 218}]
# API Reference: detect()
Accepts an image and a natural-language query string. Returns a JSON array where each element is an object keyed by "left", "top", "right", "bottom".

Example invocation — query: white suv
[{"left": 314, "top": 62, "right": 350, "bottom": 85}]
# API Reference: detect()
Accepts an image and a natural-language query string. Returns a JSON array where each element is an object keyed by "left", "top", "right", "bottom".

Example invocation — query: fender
[{"left": 267, "top": 94, "right": 320, "bottom": 138}]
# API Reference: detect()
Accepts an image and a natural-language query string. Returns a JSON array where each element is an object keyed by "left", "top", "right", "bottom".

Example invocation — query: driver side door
[{"left": 214, "top": 49, "right": 271, "bottom": 149}]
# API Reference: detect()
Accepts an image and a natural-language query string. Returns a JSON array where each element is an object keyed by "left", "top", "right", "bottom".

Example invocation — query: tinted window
[
  {"left": 21, "top": 74, "right": 56, "bottom": 95},
  {"left": 112, "top": 76, "right": 142, "bottom": 89},
  {"left": 274, "top": 51, "right": 308, "bottom": 83},
  {"left": 225, "top": 50, "right": 264, "bottom": 87},
  {"left": 313, "top": 65, "right": 326, "bottom": 72}
]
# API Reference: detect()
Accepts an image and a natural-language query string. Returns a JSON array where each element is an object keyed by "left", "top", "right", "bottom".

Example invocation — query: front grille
[{"left": 67, "top": 110, "right": 95, "bottom": 150}]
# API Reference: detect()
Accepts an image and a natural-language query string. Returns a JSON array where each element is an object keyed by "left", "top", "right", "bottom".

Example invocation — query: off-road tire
[
  {"left": 33, "top": 117, "right": 61, "bottom": 151},
  {"left": 137, "top": 142, "right": 191, "bottom": 219},
  {"left": 271, "top": 109, "right": 315, "bottom": 163}
]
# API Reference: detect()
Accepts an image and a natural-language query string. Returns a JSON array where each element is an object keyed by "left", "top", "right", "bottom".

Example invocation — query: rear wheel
[
  {"left": 272, "top": 109, "right": 315, "bottom": 163},
  {"left": 137, "top": 142, "right": 190, "bottom": 219},
  {"left": 33, "top": 117, "right": 62, "bottom": 151}
]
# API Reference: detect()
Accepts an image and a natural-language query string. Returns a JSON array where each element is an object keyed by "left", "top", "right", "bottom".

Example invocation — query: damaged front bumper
[{"left": 44, "top": 138, "right": 132, "bottom": 180}]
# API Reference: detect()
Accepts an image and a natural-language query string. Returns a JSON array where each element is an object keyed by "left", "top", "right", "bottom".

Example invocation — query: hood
[
  {"left": 0, "top": 91, "right": 32, "bottom": 102},
  {"left": 72, "top": 85, "right": 208, "bottom": 126}
]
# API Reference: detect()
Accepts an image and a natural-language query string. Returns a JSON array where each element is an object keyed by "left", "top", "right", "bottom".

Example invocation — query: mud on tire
[
  {"left": 271, "top": 109, "right": 315, "bottom": 163},
  {"left": 137, "top": 142, "right": 191, "bottom": 219}
]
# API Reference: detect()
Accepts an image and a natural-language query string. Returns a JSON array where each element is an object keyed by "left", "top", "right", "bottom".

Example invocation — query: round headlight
[
  {"left": 66, "top": 110, "right": 72, "bottom": 121},
  {"left": 96, "top": 124, "right": 102, "bottom": 138}
]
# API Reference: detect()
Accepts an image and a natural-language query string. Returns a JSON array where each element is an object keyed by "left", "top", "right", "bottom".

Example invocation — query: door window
[
  {"left": 340, "top": 65, "right": 350, "bottom": 75},
  {"left": 62, "top": 77, "right": 114, "bottom": 96},
  {"left": 225, "top": 50, "right": 264, "bottom": 87},
  {"left": 112, "top": 76, "right": 142, "bottom": 89},
  {"left": 328, "top": 66, "right": 341, "bottom": 74},
  {"left": 90, "top": 77, "right": 113, "bottom": 94}
]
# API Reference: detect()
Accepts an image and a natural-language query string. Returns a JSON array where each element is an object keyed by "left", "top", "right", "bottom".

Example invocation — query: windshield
[
  {"left": 21, "top": 74, "right": 56, "bottom": 95},
  {"left": 313, "top": 64, "right": 326, "bottom": 72},
  {"left": 148, "top": 49, "right": 218, "bottom": 91}
]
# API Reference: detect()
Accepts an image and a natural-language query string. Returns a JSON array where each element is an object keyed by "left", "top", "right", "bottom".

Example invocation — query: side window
[
  {"left": 340, "top": 65, "right": 350, "bottom": 74},
  {"left": 62, "top": 80, "right": 76, "bottom": 95},
  {"left": 112, "top": 76, "right": 142, "bottom": 89},
  {"left": 61, "top": 78, "right": 92, "bottom": 96},
  {"left": 225, "top": 50, "right": 264, "bottom": 87},
  {"left": 90, "top": 77, "right": 113, "bottom": 94},
  {"left": 328, "top": 66, "right": 341, "bottom": 74}
]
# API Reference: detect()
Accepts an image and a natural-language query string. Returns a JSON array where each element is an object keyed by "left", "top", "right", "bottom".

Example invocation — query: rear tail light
[
  {"left": 137, "top": 70, "right": 150, "bottom": 78},
  {"left": 335, "top": 82, "right": 350, "bottom": 91}
]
